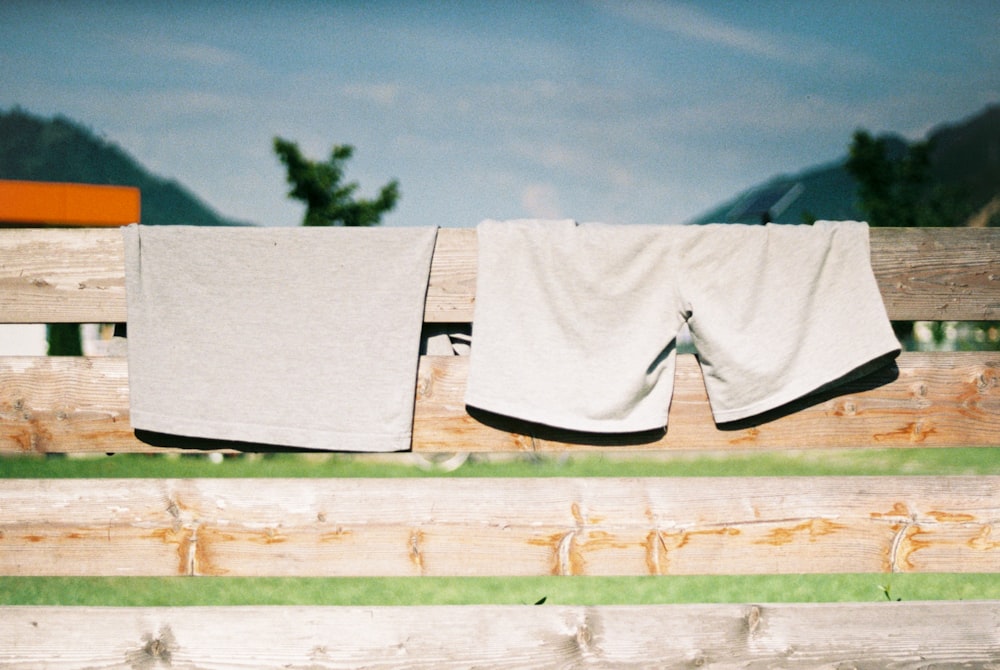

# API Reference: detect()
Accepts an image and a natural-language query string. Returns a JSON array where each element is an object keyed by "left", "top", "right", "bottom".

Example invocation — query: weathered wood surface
[
  {"left": 2, "top": 227, "right": 998, "bottom": 324},
  {"left": 1, "top": 356, "right": 133, "bottom": 454},
  {"left": 0, "top": 227, "right": 473, "bottom": 324},
  {"left": 2, "top": 603, "right": 998, "bottom": 668},
  {"left": 416, "top": 352, "right": 1000, "bottom": 452},
  {"left": 0, "top": 228, "right": 129, "bottom": 323},
  {"left": 2, "top": 477, "right": 997, "bottom": 577},
  {"left": 874, "top": 226, "right": 1000, "bottom": 321},
  {"left": 3, "top": 352, "right": 998, "bottom": 454}
]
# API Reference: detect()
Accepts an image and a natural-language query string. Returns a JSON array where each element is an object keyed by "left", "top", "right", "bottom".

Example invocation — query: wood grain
[
  {"left": 3, "top": 227, "right": 999, "bottom": 323},
  {"left": 873, "top": 226, "right": 1000, "bottom": 321},
  {"left": 414, "top": 352, "right": 1000, "bottom": 451},
  {"left": 2, "top": 477, "right": 996, "bottom": 577},
  {"left": 2, "top": 352, "right": 998, "bottom": 454},
  {"left": 0, "top": 228, "right": 128, "bottom": 323},
  {"left": 1, "top": 603, "right": 998, "bottom": 668},
  {"left": 2, "top": 226, "right": 999, "bottom": 669}
]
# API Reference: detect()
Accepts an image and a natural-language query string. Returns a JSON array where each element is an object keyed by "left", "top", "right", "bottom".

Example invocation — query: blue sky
[{"left": 2, "top": 1, "right": 998, "bottom": 228}]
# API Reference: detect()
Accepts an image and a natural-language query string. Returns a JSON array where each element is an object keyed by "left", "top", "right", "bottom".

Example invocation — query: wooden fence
[{"left": 1, "top": 213, "right": 999, "bottom": 666}]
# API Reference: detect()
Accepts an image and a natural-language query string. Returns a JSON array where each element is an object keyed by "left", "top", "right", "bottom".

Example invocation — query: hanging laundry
[
  {"left": 123, "top": 224, "right": 437, "bottom": 452},
  {"left": 466, "top": 219, "right": 899, "bottom": 433}
]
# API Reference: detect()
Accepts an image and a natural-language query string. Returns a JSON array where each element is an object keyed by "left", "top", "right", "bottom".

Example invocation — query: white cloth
[
  {"left": 123, "top": 224, "right": 437, "bottom": 451},
  {"left": 466, "top": 219, "right": 900, "bottom": 432}
]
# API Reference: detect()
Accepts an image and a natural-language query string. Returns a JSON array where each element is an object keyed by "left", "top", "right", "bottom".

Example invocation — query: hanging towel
[
  {"left": 465, "top": 219, "right": 899, "bottom": 433},
  {"left": 123, "top": 224, "right": 437, "bottom": 452}
]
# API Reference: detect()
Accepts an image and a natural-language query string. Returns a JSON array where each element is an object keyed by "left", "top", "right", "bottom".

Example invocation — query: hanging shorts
[{"left": 465, "top": 219, "right": 900, "bottom": 433}]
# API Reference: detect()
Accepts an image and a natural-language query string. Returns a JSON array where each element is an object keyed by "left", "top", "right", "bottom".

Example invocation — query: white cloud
[
  {"left": 605, "top": 0, "right": 801, "bottom": 64},
  {"left": 601, "top": 0, "right": 879, "bottom": 76},
  {"left": 119, "top": 36, "right": 247, "bottom": 69}
]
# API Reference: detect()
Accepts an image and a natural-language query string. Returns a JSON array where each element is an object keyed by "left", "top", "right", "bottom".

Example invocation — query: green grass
[
  {"left": 3, "top": 575, "right": 999, "bottom": 606},
  {"left": 3, "top": 446, "right": 999, "bottom": 479},
  {"left": 3, "top": 449, "right": 998, "bottom": 606}
]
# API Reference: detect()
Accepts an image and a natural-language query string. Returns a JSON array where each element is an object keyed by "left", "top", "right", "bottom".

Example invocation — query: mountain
[
  {"left": 688, "top": 104, "right": 1000, "bottom": 227},
  {"left": 927, "top": 105, "right": 1000, "bottom": 216},
  {"left": 0, "top": 107, "right": 249, "bottom": 226}
]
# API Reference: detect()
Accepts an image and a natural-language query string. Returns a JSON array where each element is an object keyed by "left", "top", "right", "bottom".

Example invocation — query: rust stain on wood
[
  {"left": 968, "top": 525, "right": 1000, "bottom": 552},
  {"left": 727, "top": 428, "right": 760, "bottom": 446},
  {"left": 667, "top": 527, "right": 741, "bottom": 550},
  {"left": 645, "top": 531, "right": 666, "bottom": 575},
  {"left": 529, "top": 531, "right": 585, "bottom": 576},
  {"left": 258, "top": 527, "right": 287, "bottom": 544},
  {"left": 871, "top": 502, "right": 912, "bottom": 519},
  {"left": 146, "top": 523, "right": 228, "bottom": 576},
  {"left": 580, "top": 530, "right": 629, "bottom": 552},
  {"left": 873, "top": 421, "right": 937, "bottom": 443},
  {"left": 644, "top": 527, "right": 741, "bottom": 575},
  {"left": 319, "top": 527, "right": 353, "bottom": 543},
  {"left": 896, "top": 525, "right": 931, "bottom": 571},
  {"left": 192, "top": 527, "right": 230, "bottom": 576},
  {"left": 882, "top": 522, "right": 904, "bottom": 572},
  {"left": 927, "top": 511, "right": 977, "bottom": 523},
  {"left": 556, "top": 530, "right": 583, "bottom": 576},
  {"left": 408, "top": 529, "right": 425, "bottom": 573},
  {"left": 7, "top": 416, "right": 54, "bottom": 454},
  {"left": 147, "top": 526, "right": 192, "bottom": 575},
  {"left": 552, "top": 529, "right": 632, "bottom": 575},
  {"left": 755, "top": 519, "right": 847, "bottom": 547},
  {"left": 570, "top": 502, "right": 605, "bottom": 526}
]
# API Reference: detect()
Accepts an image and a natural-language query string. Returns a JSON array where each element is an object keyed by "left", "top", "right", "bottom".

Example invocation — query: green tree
[
  {"left": 846, "top": 130, "right": 931, "bottom": 227},
  {"left": 847, "top": 129, "right": 997, "bottom": 350},
  {"left": 273, "top": 138, "right": 399, "bottom": 227},
  {"left": 46, "top": 324, "right": 83, "bottom": 356},
  {"left": 846, "top": 129, "right": 970, "bottom": 228}
]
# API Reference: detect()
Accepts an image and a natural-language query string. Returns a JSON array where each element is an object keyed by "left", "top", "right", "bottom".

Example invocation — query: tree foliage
[
  {"left": 847, "top": 128, "right": 998, "bottom": 350},
  {"left": 46, "top": 324, "right": 83, "bottom": 356},
  {"left": 273, "top": 138, "right": 399, "bottom": 227},
  {"left": 845, "top": 129, "right": 967, "bottom": 228}
]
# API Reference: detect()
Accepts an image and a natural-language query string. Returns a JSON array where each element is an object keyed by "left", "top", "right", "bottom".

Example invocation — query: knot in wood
[
  {"left": 576, "top": 623, "right": 593, "bottom": 648},
  {"left": 746, "top": 605, "right": 761, "bottom": 635},
  {"left": 127, "top": 626, "right": 176, "bottom": 669},
  {"left": 145, "top": 637, "right": 170, "bottom": 661}
]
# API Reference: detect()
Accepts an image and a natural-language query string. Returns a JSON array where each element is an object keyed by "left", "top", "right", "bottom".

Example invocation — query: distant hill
[
  {"left": 689, "top": 104, "right": 1000, "bottom": 227},
  {"left": 0, "top": 108, "right": 249, "bottom": 226}
]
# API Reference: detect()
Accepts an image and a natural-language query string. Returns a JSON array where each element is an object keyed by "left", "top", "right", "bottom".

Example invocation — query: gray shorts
[{"left": 465, "top": 219, "right": 900, "bottom": 433}]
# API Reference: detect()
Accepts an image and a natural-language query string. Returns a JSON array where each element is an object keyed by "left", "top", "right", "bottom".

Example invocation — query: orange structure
[{"left": 0, "top": 179, "right": 140, "bottom": 226}]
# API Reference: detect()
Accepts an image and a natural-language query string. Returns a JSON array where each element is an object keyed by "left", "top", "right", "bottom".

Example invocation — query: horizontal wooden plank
[
  {"left": 0, "top": 356, "right": 134, "bottom": 454},
  {"left": 0, "top": 228, "right": 475, "bottom": 324},
  {"left": 1, "top": 477, "right": 997, "bottom": 577},
  {"left": 2, "top": 227, "right": 998, "bottom": 324},
  {"left": 874, "top": 226, "right": 1000, "bottom": 321},
  {"left": 2, "top": 602, "right": 998, "bottom": 668},
  {"left": 415, "top": 352, "right": 1000, "bottom": 451},
  {"left": 0, "top": 228, "right": 129, "bottom": 323},
  {"left": 2, "top": 352, "right": 998, "bottom": 454}
]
